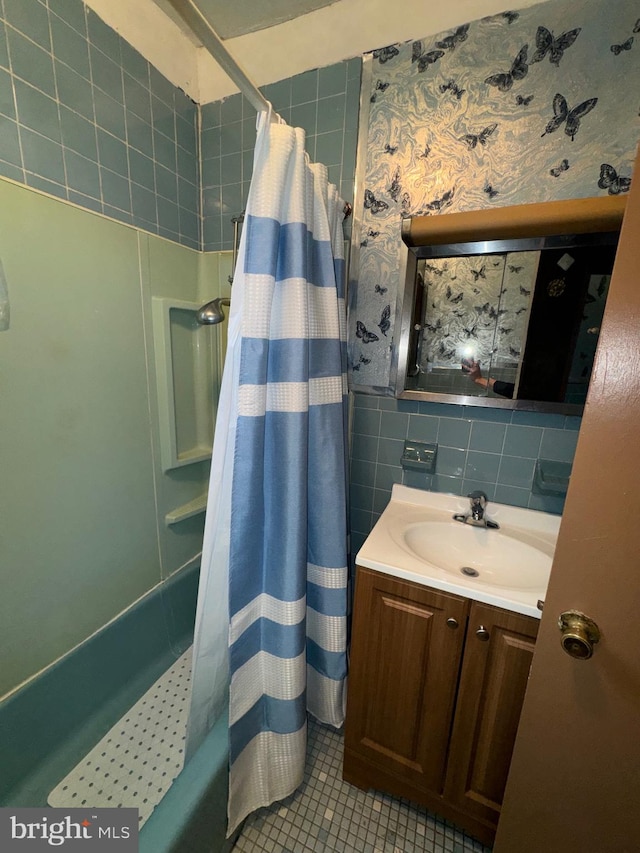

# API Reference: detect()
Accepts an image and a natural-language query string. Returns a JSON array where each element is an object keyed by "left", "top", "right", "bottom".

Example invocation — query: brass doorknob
[{"left": 558, "top": 610, "right": 601, "bottom": 660}]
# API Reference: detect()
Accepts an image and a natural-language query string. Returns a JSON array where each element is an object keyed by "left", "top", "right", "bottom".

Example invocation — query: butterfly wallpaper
[{"left": 349, "top": 0, "right": 640, "bottom": 389}]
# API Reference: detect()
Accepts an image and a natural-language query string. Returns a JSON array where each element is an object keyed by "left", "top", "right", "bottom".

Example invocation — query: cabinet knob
[
  {"left": 446, "top": 617, "right": 459, "bottom": 629},
  {"left": 476, "top": 625, "right": 490, "bottom": 642}
]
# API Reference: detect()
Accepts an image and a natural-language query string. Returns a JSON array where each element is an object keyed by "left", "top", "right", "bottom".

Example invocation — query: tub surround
[
  {"left": 0, "top": 563, "right": 198, "bottom": 808},
  {"left": 0, "top": 178, "right": 219, "bottom": 699}
]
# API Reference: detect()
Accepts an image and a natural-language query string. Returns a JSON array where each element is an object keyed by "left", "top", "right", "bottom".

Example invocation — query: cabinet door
[
  {"left": 444, "top": 602, "right": 539, "bottom": 829},
  {"left": 344, "top": 567, "right": 469, "bottom": 795}
]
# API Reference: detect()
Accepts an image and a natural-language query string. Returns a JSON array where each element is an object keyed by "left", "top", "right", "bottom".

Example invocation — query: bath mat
[{"left": 48, "top": 646, "right": 193, "bottom": 826}]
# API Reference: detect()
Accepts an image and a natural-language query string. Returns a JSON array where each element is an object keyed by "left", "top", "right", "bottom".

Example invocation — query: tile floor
[{"left": 232, "top": 718, "right": 492, "bottom": 853}]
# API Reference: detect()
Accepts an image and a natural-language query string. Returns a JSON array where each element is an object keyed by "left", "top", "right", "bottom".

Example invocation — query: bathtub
[{"left": 0, "top": 562, "right": 233, "bottom": 853}]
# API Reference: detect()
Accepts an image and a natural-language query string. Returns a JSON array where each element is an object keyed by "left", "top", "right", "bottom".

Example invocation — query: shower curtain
[{"left": 186, "top": 107, "right": 349, "bottom": 835}]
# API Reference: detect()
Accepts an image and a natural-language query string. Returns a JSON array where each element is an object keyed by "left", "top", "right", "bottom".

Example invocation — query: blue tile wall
[
  {"left": 350, "top": 393, "right": 579, "bottom": 554},
  {"left": 200, "top": 58, "right": 361, "bottom": 251},
  {"left": 0, "top": 0, "right": 200, "bottom": 249}
]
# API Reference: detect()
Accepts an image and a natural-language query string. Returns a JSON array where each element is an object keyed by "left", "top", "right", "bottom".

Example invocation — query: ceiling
[
  {"left": 187, "top": 0, "right": 342, "bottom": 39},
  {"left": 83, "top": 0, "right": 543, "bottom": 104}
]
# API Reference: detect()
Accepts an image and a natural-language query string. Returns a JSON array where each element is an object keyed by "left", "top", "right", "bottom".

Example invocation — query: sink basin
[
  {"left": 402, "top": 521, "right": 552, "bottom": 590},
  {"left": 356, "top": 485, "right": 561, "bottom": 618}
]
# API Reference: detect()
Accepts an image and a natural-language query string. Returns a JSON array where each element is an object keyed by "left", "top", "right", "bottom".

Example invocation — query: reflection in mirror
[
  {"left": 397, "top": 197, "right": 626, "bottom": 413},
  {"left": 408, "top": 244, "right": 615, "bottom": 405}
]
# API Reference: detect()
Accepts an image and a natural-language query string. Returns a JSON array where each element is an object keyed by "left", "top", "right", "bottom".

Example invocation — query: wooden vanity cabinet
[{"left": 343, "top": 567, "right": 539, "bottom": 846}]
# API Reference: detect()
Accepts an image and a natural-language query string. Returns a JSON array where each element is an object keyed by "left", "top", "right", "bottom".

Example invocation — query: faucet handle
[{"left": 468, "top": 490, "right": 488, "bottom": 508}]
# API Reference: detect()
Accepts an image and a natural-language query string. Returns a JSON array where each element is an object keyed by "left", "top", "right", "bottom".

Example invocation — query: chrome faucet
[{"left": 453, "top": 491, "right": 500, "bottom": 529}]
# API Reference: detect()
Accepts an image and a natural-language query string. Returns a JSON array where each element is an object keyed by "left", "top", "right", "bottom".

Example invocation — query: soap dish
[{"left": 533, "top": 458, "right": 572, "bottom": 497}]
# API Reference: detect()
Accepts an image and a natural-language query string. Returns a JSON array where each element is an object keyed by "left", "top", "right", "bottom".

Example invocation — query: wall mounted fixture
[
  {"left": 401, "top": 440, "right": 438, "bottom": 473},
  {"left": 197, "top": 297, "right": 230, "bottom": 326}
]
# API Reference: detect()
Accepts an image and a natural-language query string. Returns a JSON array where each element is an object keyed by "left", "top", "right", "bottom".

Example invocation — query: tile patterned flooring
[{"left": 232, "top": 718, "right": 493, "bottom": 853}]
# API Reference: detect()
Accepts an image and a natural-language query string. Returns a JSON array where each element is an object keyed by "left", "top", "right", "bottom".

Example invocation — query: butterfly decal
[
  {"left": 508, "top": 264, "right": 523, "bottom": 273},
  {"left": 484, "top": 184, "right": 499, "bottom": 199},
  {"left": 364, "top": 189, "right": 389, "bottom": 214},
  {"left": 436, "top": 24, "right": 470, "bottom": 51},
  {"left": 375, "top": 284, "right": 388, "bottom": 295},
  {"left": 439, "top": 342, "right": 457, "bottom": 360},
  {"left": 356, "top": 321, "right": 379, "bottom": 343},
  {"left": 360, "top": 239, "right": 369, "bottom": 247},
  {"left": 370, "top": 80, "right": 390, "bottom": 104},
  {"left": 378, "top": 305, "right": 391, "bottom": 336},
  {"left": 461, "top": 123, "right": 498, "bottom": 149},
  {"left": 499, "top": 327, "right": 513, "bottom": 335},
  {"left": 352, "top": 353, "right": 371, "bottom": 371},
  {"left": 384, "top": 143, "right": 398, "bottom": 155},
  {"left": 439, "top": 79, "right": 466, "bottom": 100},
  {"left": 541, "top": 93, "right": 597, "bottom": 141},
  {"left": 611, "top": 37, "right": 634, "bottom": 55},
  {"left": 388, "top": 170, "right": 402, "bottom": 201},
  {"left": 419, "top": 143, "right": 432, "bottom": 159},
  {"left": 373, "top": 45, "right": 400, "bottom": 63},
  {"left": 412, "top": 41, "right": 445, "bottom": 72},
  {"left": 509, "top": 346, "right": 521, "bottom": 358},
  {"left": 550, "top": 158, "right": 570, "bottom": 177},
  {"left": 519, "top": 285, "right": 531, "bottom": 296},
  {"left": 471, "top": 265, "right": 486, "bottom": 281},
  {"left": 446, "top": 285, "right": 464, "bottom": 303},
  {"left": 515, "top": 306, "right": 527, "bottom": 315},
  {"left": 485, "top": 45, "right": 528, "bottom": 91},
  {"left": 367, "top": 229, "right": 380, "bottom": 239},
  {"left": 424, "top": 262, "right": 445, "bottom": 276},
  {"left": 516, "top": 94, "right": 534, "bottom": 106},
  {"left": 598, "top": 163, "right": 631, "bottom": 195},
  {"left": 531, "top": 26, "right": 581, "bottom": 66},
  {"left": 425, "top": 188, "right": 455, "bottom": 212},
  {"left": 484, "top": 11, "right": 519, "bottom": 25}
]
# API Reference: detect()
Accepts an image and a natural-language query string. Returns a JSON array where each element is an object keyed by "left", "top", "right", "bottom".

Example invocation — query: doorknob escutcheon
[{"left": 558, "top": 610, "right": 601, "bottom": 660}]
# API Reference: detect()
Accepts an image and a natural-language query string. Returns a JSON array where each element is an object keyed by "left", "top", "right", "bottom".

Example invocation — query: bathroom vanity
[{"left": 343, "top": 486, "right": 560, "bottom": 845}]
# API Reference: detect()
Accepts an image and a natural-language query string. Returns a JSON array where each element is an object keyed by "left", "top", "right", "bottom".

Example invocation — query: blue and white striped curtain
[{"left": 186, "top": 107, "right": 349, "bottom": 835}]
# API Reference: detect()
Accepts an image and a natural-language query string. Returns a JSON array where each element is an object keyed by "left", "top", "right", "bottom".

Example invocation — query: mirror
[{"left": 395, "top": 197, "right": 626, "bottom": 413}]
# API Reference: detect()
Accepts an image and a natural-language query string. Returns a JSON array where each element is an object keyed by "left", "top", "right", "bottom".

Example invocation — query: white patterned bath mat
[{"left": 48, "top": 646, "right": 193, "bottom": 826}]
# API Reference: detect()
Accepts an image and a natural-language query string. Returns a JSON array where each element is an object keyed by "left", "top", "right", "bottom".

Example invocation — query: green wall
[{"left": 0, "top": 178, "right": 228, "bottom": 698}]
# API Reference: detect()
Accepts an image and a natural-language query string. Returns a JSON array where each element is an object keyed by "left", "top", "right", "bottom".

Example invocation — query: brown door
[{"left": 495, "top": 148, "right": 640, "bottom": 852}]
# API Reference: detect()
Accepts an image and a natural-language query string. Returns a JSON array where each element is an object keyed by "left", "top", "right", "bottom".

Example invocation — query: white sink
[
  {"left": 402, "top": 521, "right": 552, "bottom": 590},
  {"left": 356, "top": 485, "right": 561, "bottom": 618}
]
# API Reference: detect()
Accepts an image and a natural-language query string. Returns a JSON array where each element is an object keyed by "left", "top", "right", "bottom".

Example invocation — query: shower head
[{"left": 197, "top": 297, "right": 230, "bottom": 325}]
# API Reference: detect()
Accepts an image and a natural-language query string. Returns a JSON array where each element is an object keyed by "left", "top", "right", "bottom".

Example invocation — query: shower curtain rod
[
  {"left": 165, "top": 0, "right": 270, "bottom": 113},
  {"left": 165, "top": 0, "right": 352, "bottom": 220}
]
